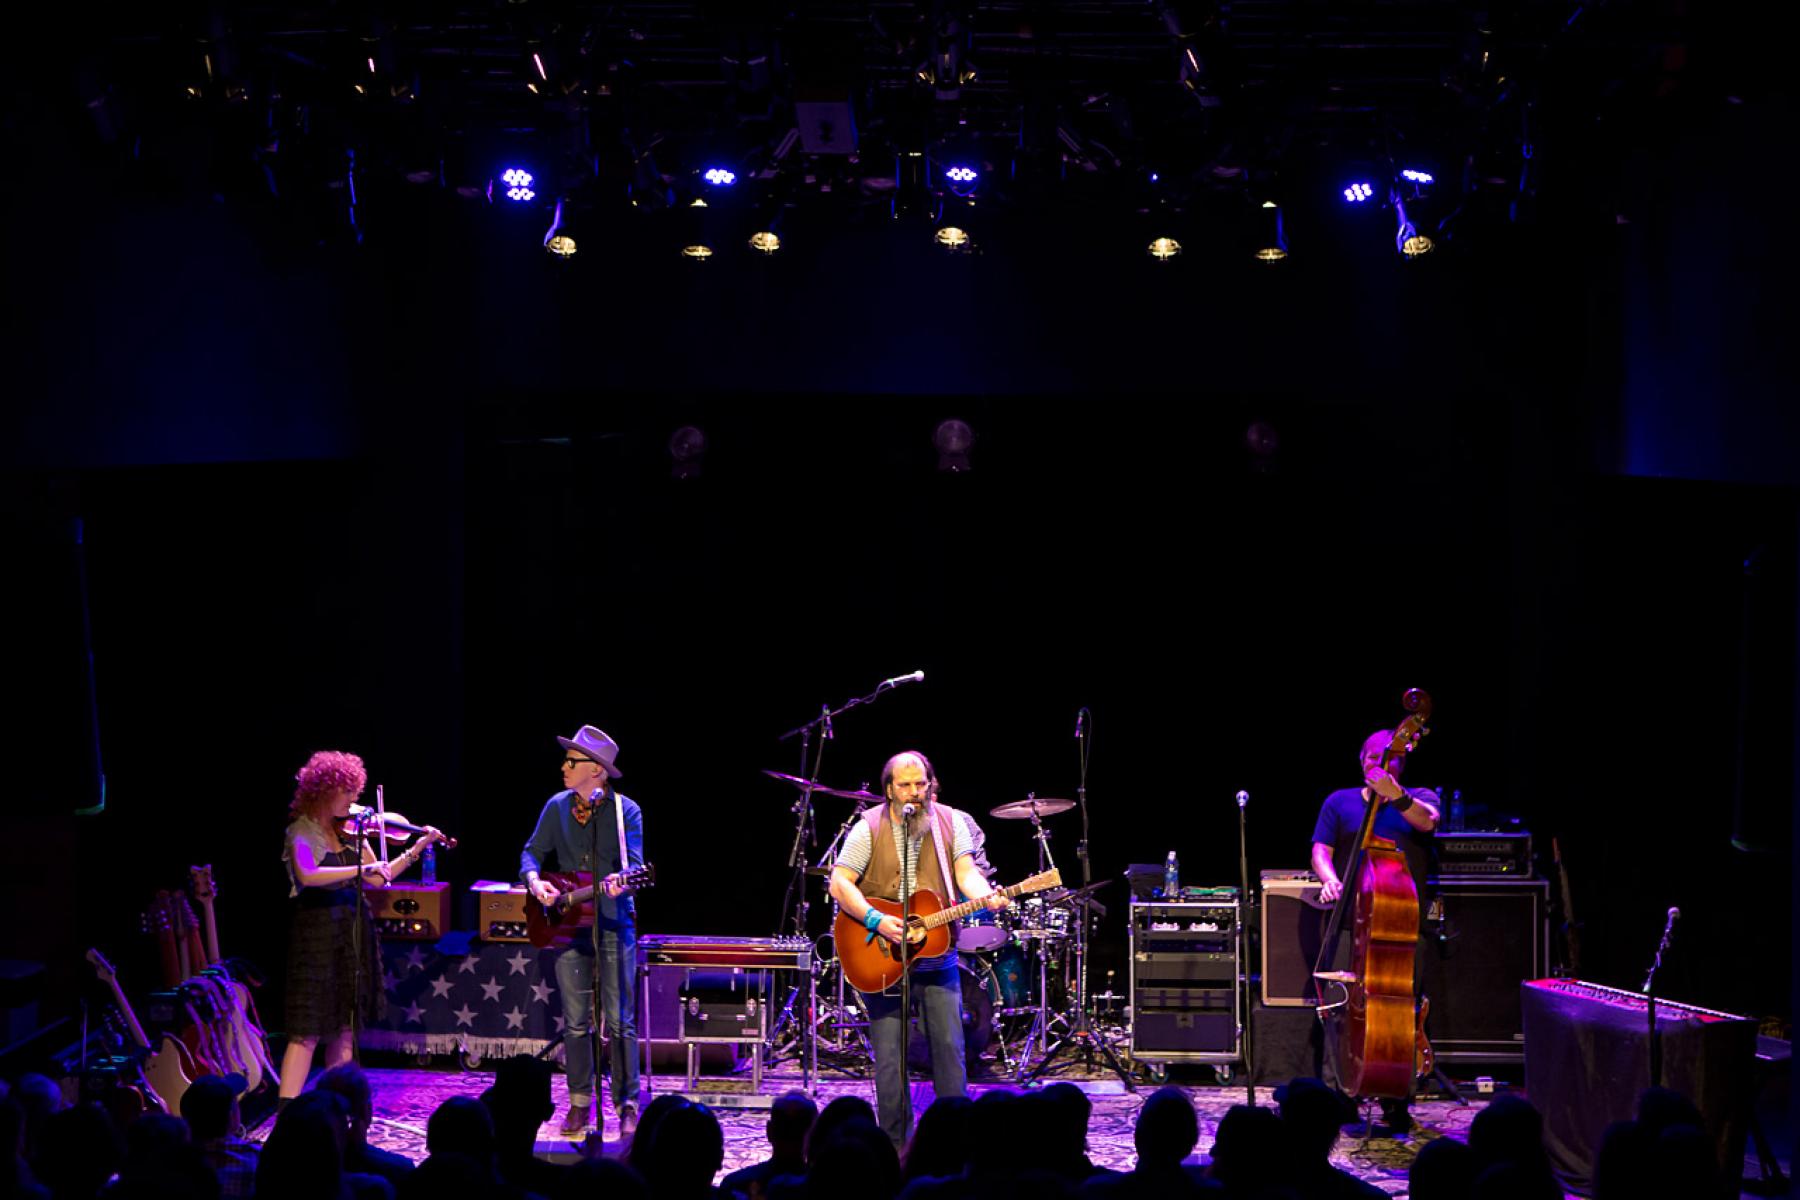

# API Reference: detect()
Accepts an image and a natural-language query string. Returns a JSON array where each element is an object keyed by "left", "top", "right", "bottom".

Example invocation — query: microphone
[
  {"left": 1663, "top": 907, "right": 1680, "bottom": 935},
  {"left": 901, "top": 803, "right": 917, "bottom": 821},
  {"left": 1236, "top": 790, "right": 1249, "bottom": 808},
  {"left": 879, "top": 670, "right": 925, "bottom": 690},
  {"left": 1075, "top": 710, "right": 1086, "bottom": 738}
]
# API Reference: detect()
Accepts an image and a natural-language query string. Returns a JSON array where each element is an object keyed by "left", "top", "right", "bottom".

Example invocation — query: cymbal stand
[
  {"left": 1023, "top": 710, "right": 1136, "bottom": 1090},
  {"left": 1011, "top": 800, "right": 1062, "bottom": 1078}
]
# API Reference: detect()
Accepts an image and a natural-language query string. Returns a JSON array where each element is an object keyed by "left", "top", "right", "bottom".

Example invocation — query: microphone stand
[
  {"left": 1023, "top": 710, "right": 1135, "bottom": 1091},
  {"left": 897, "top": 802, "right": 916, "bottom": 1144},
  {"left": 1641, "top": 909, "right": 1678, "bottom": 1089},
  {"left": 1235, "top": 790, "right": 1255, "bottom": 1106},
  {"left": 774, "top": 679, "right": 910, "bottom": 938}
]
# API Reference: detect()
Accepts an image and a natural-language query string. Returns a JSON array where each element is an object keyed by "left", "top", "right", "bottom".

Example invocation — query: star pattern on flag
[{"left": 370, "top": 941, "right": 567, "bottom": 1047}]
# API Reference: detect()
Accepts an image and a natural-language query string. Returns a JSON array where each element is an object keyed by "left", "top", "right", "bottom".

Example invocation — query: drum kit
[{"left": 763, "top": 770, "right": 1109, "bottom": 1079}]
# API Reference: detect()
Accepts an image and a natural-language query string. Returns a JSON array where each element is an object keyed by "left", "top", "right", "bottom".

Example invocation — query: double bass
[{"left": 1313, "top": 688, "right": 1435, "bottom": 1099}]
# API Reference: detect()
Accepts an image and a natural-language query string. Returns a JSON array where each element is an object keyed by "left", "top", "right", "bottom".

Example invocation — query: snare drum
[
  {"left": 1012, "top": 898, "right": 1071, "bottom": 940},
  {"left": 958, "top": 907, "right": 1010, "bottom": 952}
]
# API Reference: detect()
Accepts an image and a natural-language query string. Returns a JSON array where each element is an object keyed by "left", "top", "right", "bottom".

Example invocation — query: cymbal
[
  {"left": 987, "top": 797, "right": 1075, "bottom": 820},
  {"left": 762, "top": 769, "right": 881, "bottom": 804}
]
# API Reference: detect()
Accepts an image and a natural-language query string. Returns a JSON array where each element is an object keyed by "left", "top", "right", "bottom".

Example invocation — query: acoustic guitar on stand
[{"left": 836, "top": 869, "right": 1062, "bottom": 994}]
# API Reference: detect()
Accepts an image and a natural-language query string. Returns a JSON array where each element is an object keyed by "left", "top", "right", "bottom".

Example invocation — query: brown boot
[{"left": 559, "top": 1097, "right": 594, "bottom": 1137}]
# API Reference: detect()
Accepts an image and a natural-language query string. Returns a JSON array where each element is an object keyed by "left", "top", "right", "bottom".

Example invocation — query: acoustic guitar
[
  {"left": 525, "top": 865, "right": 657, "bottom": 949},
  {"left": 189, "top": 865, "right": 278, "bottom": 1092},
  {"left": 836, "top": 870, "right": 1062, "bottom": 994}
]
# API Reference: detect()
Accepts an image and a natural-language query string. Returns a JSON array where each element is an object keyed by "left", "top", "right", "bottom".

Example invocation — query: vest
[{"left": 857, "top": 803, "right": 959, "bottom": 905}]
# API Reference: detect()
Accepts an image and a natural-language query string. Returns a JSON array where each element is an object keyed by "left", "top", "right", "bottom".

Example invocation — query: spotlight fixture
[
  {"left": 933, "top": 225, "right": 971, "bottom": 250},
  {"left": 1253, "top": 201, "right": 1288, "bottom": 262},
  {"left": 945, "top": 166, "right": 978, "bottom": 183},
  {"left": 933, "top": 419, "right": 975, "bottom": 473},
  {"left": 702, "top": 167, "right": 737, "bottom": 186},
  {"left": 748, "top": 230, "right": 781, "bottom": 254},
  {"left": 1400, "top": 168, "right": 1436, "bottom": 184},
  {"left": 1343, "top": 181, "right": 1375, "bottom": 203},
  {"left": 542, "top": 197, "right": 575, "bottom": 257},
  {"left": 1147, "top": 236, "right": 1182, "bottom": 261},
  {"left": 669, "top": 425, "right": 707, "bottom": 480},
  {"left": 680, "top": 243, "right": 715, "bottom": 260},
  {"left": 500, "top": 167, "right": 535, "bottom": 203}
]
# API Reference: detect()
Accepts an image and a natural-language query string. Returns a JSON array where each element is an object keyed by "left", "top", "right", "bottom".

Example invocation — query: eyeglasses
[{"left": 562, "top": 757, "right": 598, "bottom": 769}]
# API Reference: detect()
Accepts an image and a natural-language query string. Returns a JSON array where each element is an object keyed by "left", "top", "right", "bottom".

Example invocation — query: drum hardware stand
[{"left": 1022, "top": 712, "right": 1135, "bottom": 1090}]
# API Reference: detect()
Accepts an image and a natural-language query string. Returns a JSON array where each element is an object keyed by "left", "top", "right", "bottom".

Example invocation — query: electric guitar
[
  {"left": 86, "top": 948, "right": 197, "bottom": 1113},
  {"left": 526, "top": 865, "right": 657, "bottom": 949},
  {"left": 836, "top": 870, "right": 1062, "bottom": 994}
]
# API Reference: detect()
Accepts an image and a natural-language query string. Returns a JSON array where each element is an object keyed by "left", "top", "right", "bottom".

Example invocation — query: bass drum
[{"left": 905, "top": 957, "right": 999, "bottom": 1070}]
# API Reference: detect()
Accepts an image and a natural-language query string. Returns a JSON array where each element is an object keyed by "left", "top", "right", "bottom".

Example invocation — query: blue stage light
[
  {"left": 944, "top": 165, "right": 979, "bottom": 184},
  {"left": 1400, "top": 169, "right": 1435, "bottom": 185},
  {"left": 702, "top": 167, "right": 737, "bottom": 186},
  {"left": 500, "top": 168, "right": 535, "bottom": 202},
  {"left": 1343, "top": 181, "right": 1375, "bottom": 203}
]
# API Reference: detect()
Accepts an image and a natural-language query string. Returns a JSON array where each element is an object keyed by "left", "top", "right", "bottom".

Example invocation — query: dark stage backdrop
[{"left": 5, "top": 399, "right": 1790, "bottom": 1036}]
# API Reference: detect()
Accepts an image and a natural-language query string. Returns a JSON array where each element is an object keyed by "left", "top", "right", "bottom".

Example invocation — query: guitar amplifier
[
  {"left": 470, "top": 880, "right": 531, "bottom": 942},
  {"left": 1260, "top": 870, "right": 1328, "bottom": 1007},
  {"left": 365, "top": 883, "right": 451, "bottom": 940}
]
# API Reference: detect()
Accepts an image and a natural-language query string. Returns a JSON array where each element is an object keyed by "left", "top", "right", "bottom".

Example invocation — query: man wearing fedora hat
[{"left": 522, "top": 725, "right": 645, "bottom": 1138}]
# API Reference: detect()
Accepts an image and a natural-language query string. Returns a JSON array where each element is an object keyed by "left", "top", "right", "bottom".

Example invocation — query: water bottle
[
  {"left": 421, "top": 842, "right": 437, "bottom": 885},
  {"left": 1447, "top": 790, "right": 1465, "bottom": 832},
  {"left": 1163, "top": 851, "right": 1180, "bottom": 899}
]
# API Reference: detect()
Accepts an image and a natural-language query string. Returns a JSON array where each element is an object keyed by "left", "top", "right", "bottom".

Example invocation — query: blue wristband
[{"left": 863, "top": 907, "right": 884, "bottom": 931}]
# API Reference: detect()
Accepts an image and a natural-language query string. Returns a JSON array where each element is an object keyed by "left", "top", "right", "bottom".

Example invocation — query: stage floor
[{"left": 275, "top": 1060, "right": 1788, "bottom": 1198}]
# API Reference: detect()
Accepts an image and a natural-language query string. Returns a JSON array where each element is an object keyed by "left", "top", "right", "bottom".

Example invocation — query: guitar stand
[{"left": 1429, "top": 1063, "right": 1469, "bottom": 1104}]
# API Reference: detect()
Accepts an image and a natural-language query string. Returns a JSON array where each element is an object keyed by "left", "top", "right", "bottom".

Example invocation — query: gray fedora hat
[{"left": 556, "top": 725, "right": 624, "bottom": 777}]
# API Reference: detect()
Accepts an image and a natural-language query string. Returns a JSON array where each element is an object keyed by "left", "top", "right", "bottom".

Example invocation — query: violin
[{"left": 340, "top": 804, "right": 458, "bottom": 850}]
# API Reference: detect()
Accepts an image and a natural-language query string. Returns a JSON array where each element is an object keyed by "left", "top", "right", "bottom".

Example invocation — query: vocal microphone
[
  {"left": 1236, "top": 790, "right": 1249, "bottom": 808},
  {"left": 1075, "top": 709, "right": 1086, "bottom": 738},
  {"left": 901, "top": 803, "right": 917, "bottom": 821},
  {"left": 879, "top": 670, "right": 926, "bottom": 690},
  {"left": 1663, "top": 906, "right": 1681, "bottom": 935}
]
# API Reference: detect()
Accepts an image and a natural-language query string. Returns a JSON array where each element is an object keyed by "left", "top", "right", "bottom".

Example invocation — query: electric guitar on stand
[{"left": 87, "top": 948, "right": 197, "bottom": 1113}]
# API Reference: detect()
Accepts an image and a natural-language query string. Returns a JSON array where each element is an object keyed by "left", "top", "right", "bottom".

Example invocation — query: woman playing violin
[{"left": 278, "top": 750, "right": 448, "bottom": 1101}]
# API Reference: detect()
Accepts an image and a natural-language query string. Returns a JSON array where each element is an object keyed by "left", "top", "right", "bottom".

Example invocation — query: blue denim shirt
[{"left": 520, "top": 787, "right": 644, "bottom": 928}]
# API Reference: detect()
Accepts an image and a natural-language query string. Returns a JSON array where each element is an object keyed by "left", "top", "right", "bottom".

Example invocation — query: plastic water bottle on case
[
  {"left": 421, "top": 842, "right": 437, "bottom": 885},
  {"left": 1163, "top": 850, "right": 1180, "bottom": 899}
]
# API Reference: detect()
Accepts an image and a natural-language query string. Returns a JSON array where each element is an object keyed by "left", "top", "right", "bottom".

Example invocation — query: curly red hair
[{"left": 291, "top": 750, "right": 367, "bottom": 821}]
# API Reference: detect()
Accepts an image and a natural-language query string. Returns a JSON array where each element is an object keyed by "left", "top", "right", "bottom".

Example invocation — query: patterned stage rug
[{"left": 326, "top": 1063, "right": 1483, "bottom": 1196}]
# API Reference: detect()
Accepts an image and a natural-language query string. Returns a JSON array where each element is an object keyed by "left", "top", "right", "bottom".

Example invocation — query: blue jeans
[
  {"left": 552, "top": 927, "right": 638, "bottom": 1111},
  {"left": 861, "top": 962, "right": 966, "bottom": 1146}
]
